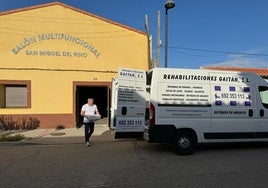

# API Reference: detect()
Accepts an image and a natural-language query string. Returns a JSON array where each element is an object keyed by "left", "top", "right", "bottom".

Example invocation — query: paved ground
[
  {"left": 16, "top": 124, "right": 111, "bottom": 139},
  {"left": 0, "top": 120, "right": 113, "bottom": 144},
  {"left": 1, "top": 120, "right": 268, "bottom": 187},
  {"left": 1, "top": 138, "right": 268, "bottom": 187}
]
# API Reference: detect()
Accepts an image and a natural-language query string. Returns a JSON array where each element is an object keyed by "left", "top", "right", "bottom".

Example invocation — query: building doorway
[{"left": 75, "top": 85, "right": 109, "bottom": 127}]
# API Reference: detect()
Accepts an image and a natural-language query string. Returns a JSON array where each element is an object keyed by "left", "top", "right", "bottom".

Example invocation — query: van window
[
  {"left": 146, "top": 71, "right": 152, "bottom": 86},
  {"left": 259, "top": 86, "right": 268, "bottom": 108},
  {"left": 146, "top": 71, "right": 152, "bottom": 94}
]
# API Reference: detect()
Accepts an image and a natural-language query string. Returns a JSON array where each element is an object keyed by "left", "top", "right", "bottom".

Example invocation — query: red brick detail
[{"left": 0, "top": 114, "right": 74, "bottom": 128}]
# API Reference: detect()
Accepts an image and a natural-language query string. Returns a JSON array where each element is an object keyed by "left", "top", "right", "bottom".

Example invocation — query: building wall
[{"left": 0, "top": 3, "right": 148, "bottom": 128}]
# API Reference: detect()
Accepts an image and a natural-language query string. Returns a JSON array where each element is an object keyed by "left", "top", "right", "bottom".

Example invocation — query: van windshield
[{"left": 259, "top": 86, "right": 268, "bottom": 108}]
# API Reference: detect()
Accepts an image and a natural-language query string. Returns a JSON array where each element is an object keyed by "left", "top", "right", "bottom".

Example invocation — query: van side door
[
  {"left": 257, "top": 86, "right": 268, "bottom": 138},
  {"left": 210, "top": 83, "right": 257, "bottom": 140}
]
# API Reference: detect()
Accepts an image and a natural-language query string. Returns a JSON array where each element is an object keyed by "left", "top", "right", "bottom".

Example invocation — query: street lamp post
[{"left": 164, "top": 0, "right": 175, "bottom": 68}]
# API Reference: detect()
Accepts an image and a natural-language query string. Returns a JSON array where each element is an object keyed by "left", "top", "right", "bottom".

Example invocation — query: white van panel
[
  {"left": 114, "top": 68, "right": 146, "bottom": 137},
  {"left": 157, "top": 107, "right": 211, "bottom": 119},
  {"left": 156, "top": 82, "right": 211, "bottom": 106}
]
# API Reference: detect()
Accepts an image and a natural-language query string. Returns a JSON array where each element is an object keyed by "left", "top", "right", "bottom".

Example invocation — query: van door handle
[
  {"left": 260, "top": 109, "right": 264, "bottom": 117},
  {"left": 249, "top": 109, "right": 253, "bottom": 117},
  {"left": 121, "top": 106, "right": 127, "bottom": 115}
]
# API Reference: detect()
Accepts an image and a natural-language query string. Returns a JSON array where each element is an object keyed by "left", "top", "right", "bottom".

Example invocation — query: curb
[
  {"left": 0, "top": 136, "right": 143, "bottom": 146},
  {"left": 0, "top": 137, "right": 32, "bottom": 146}
]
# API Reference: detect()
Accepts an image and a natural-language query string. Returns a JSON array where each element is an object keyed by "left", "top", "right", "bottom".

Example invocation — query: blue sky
[{"left": 1, "top": 0, "right": 268, "bottom": 69}]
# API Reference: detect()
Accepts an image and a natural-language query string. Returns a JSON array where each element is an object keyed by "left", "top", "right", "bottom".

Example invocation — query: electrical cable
[{"left": 164, "top": 45, "right": 268, "bottom": 57}]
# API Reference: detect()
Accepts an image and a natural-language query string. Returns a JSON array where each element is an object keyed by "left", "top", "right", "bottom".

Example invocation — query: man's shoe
[{"left": 86, "top": 141, "right": 91, "bottom": 146}]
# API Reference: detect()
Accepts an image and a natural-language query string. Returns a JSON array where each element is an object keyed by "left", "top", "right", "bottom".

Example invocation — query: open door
[
  {"left": 76, "top": 85, "right": 109, "bottom": 128},
  {"left": 75, "top": 87, "right": 82, "bottom": 128},
  {"left": 113, "top": 68, "right": 147, "bottom": 139}
]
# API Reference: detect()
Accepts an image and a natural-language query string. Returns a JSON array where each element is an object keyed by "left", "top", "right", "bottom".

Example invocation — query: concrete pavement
[
  {"left": 1, "top": 122, "right": 116, "bottom": 144},
  {"left": 17, "top": 124, "right": 110, "bottom": 138}
]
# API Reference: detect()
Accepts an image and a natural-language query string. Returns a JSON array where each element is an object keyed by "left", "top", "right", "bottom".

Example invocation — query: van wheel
[{"left": 174, "top": 131, "right": 196, "bottom": 155}]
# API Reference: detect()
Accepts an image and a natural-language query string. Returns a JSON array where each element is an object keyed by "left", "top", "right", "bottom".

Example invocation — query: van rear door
[{"left": 114, "top": 68, "right": 147, "bottom": 139}]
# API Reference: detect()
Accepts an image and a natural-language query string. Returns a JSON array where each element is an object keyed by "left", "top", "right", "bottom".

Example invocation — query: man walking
[{"left": 80, "top": 98, "right": 100, "bottom": 146}]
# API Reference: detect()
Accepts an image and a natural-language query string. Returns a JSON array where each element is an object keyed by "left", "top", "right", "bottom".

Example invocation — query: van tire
[{"left": 174, "top": 131, "right": 196, "bottom": 155}]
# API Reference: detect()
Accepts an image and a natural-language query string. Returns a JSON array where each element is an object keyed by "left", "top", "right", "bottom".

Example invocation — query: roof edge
[
  {"left": 0, "top": 1, "right": 147, "bottom": 36},
  {"left": 202, "top": 66, "right": 268, "bottom": 76},
  {"left": 202, "top": 66, "right": 268, "bottom": 70}
]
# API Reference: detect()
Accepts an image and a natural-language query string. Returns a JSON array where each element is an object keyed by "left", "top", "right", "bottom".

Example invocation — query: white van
[
  {"left": 145, "top": 67, "right": 268, "bottom": 155},
  {"left": 111, "top": 67, "right": 268, "bottom": 155}
]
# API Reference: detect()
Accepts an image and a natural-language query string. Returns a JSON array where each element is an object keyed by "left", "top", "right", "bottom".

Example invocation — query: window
[
  {"left": 0, "top": 81, "right": 31, "bottom": 108},
  {"left": 5, "top": 85, "right": 27, "bottom": 107},
  {"left": 259, "top": 86, "right": 268, "bottom": 108},
  {"left": 146, "top": 71, "right": 152, "bottom": 94},
  {"left": 146, "top": 71, "right": 152, "bottom": 86}
]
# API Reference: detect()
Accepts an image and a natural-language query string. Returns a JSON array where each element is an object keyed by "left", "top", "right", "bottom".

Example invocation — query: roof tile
[{"left": 202, "top": 66, "right": 268, "bottom": 77}]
